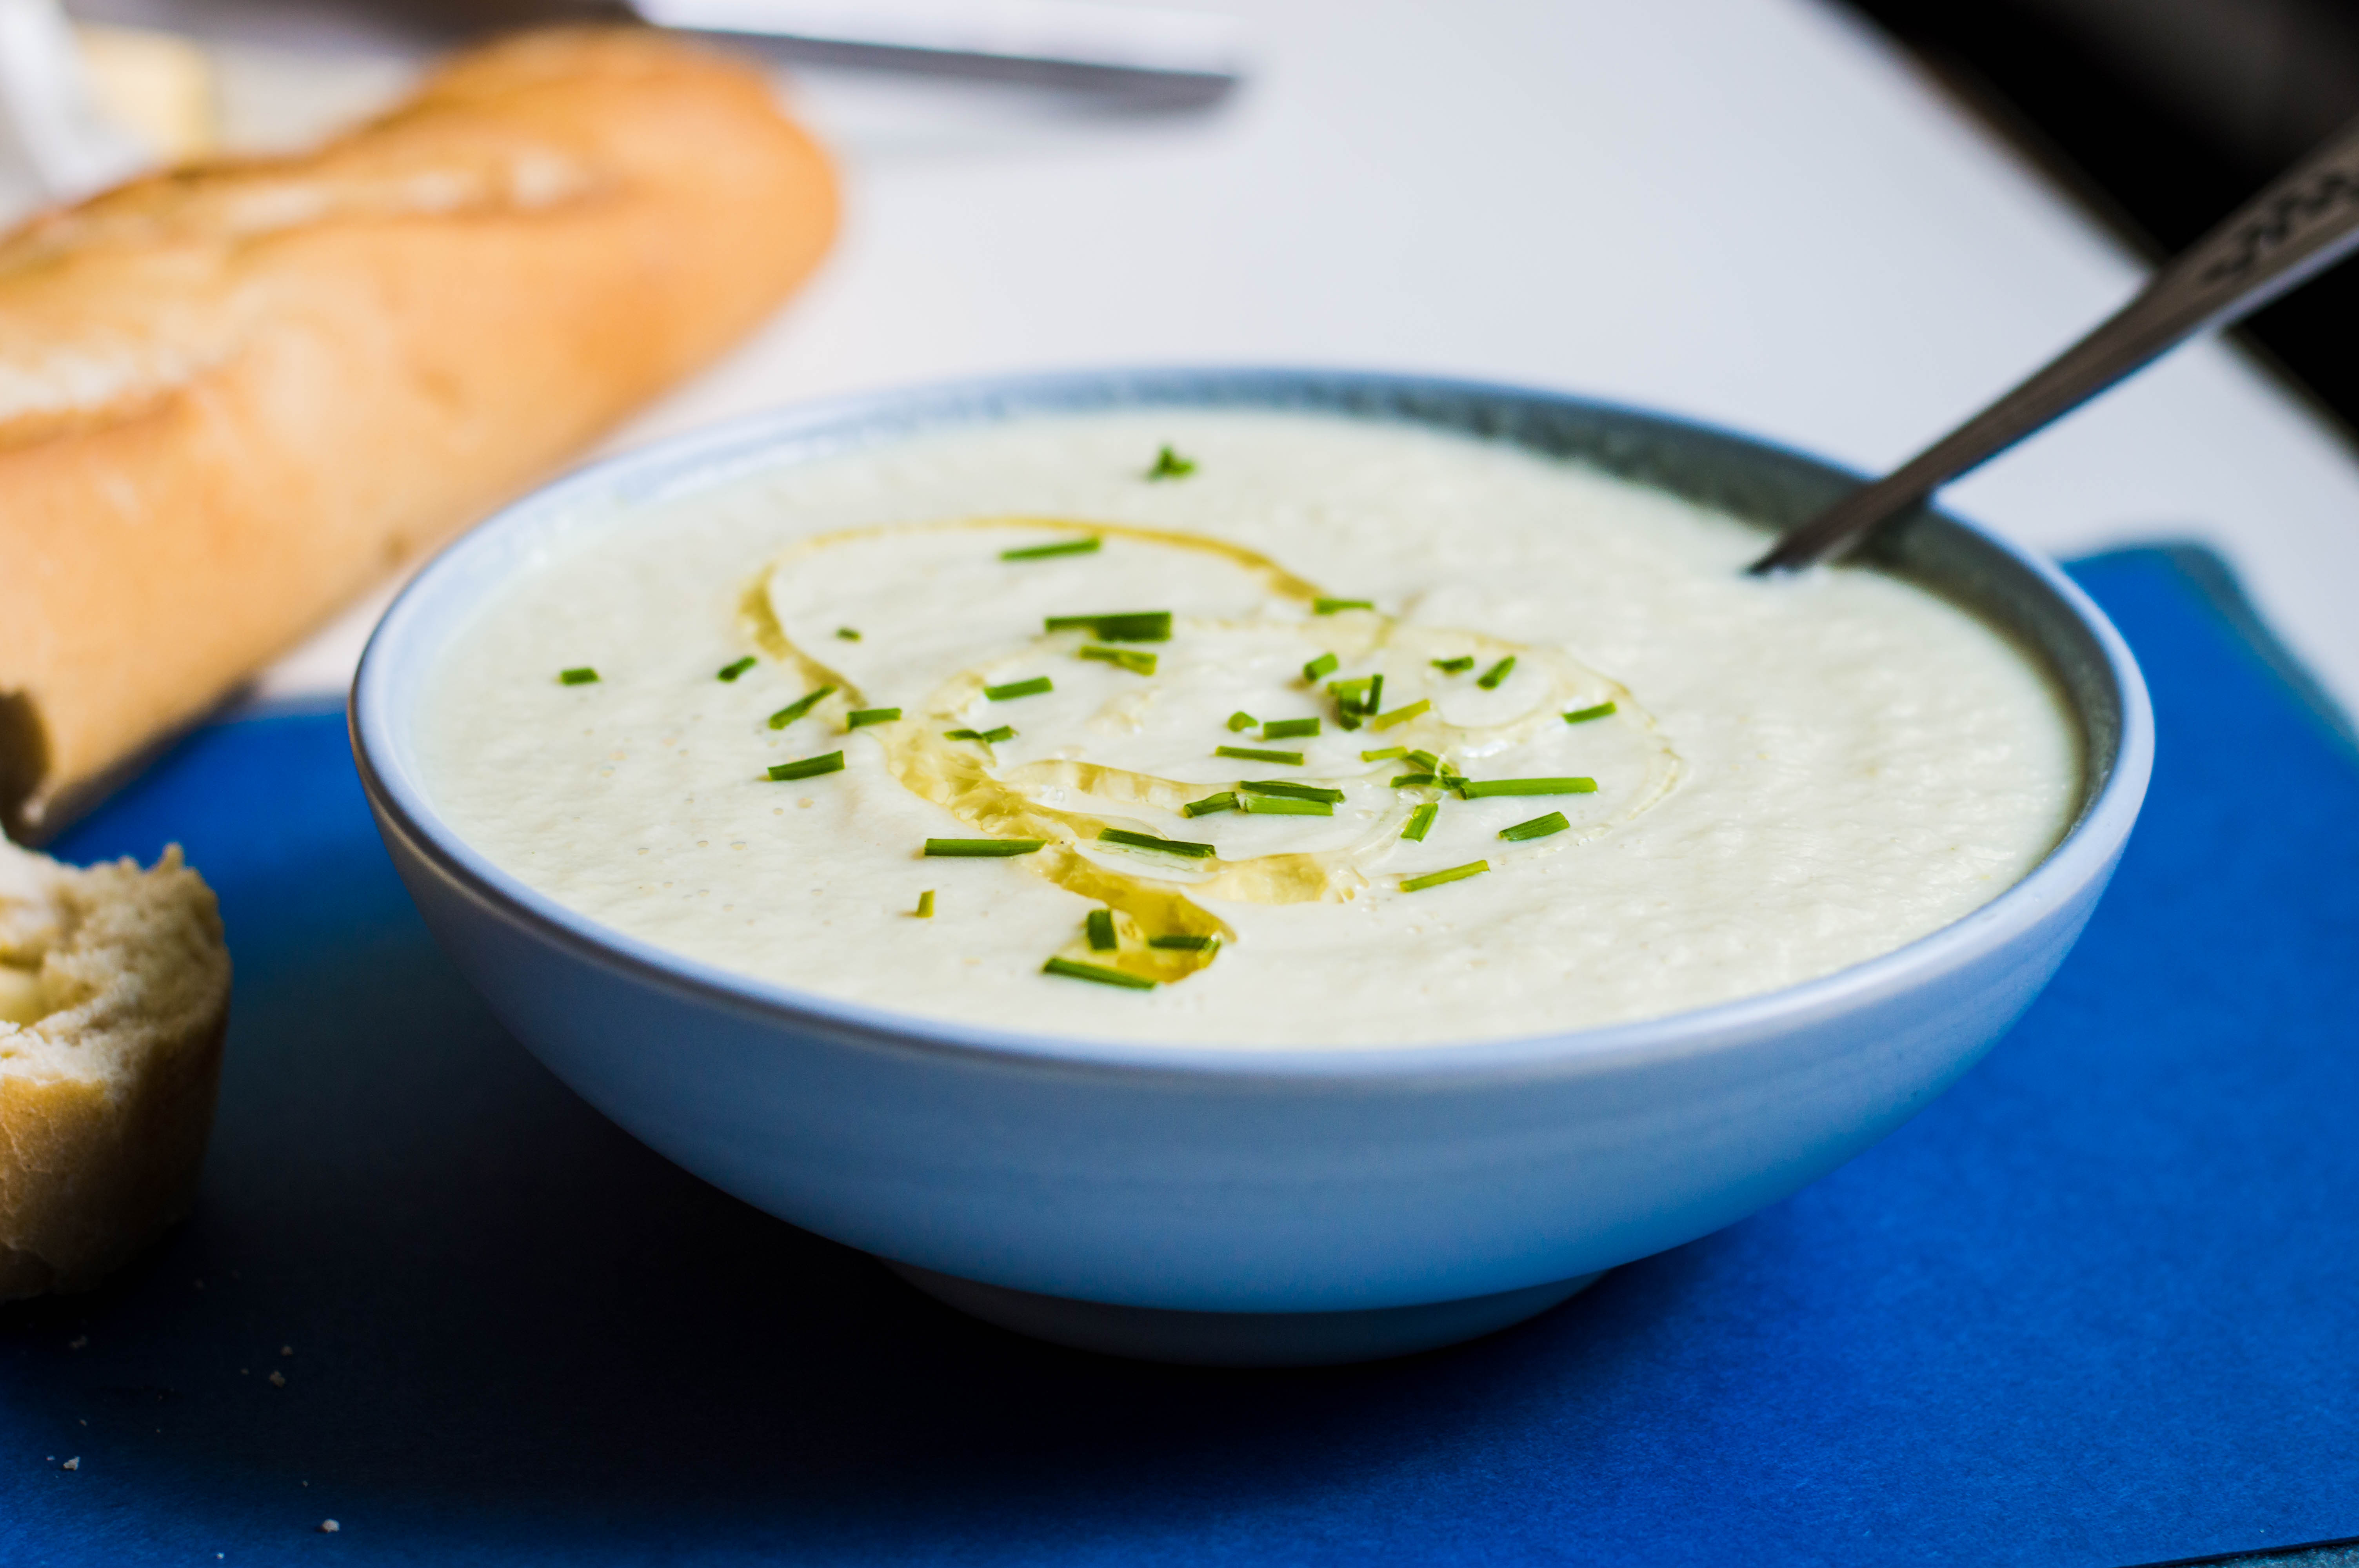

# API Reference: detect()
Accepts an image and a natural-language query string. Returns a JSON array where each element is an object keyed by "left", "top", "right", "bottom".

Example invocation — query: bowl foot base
[{"left": 883, "top": 1263, "right": 1606, "bottom": 1366}]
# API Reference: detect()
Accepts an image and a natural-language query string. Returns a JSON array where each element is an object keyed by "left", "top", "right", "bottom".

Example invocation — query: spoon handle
[{"left": 1751, "top": 114, "right": 2359, "bottom": 574}]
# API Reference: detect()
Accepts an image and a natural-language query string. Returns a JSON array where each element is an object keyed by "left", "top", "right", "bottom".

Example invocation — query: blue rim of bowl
[{"left": 351, "top": 366, "right": 2155, "bottom": 1083}]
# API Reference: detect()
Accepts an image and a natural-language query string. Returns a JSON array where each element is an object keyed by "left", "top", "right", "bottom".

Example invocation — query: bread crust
[
  {"left": 0, "top": 28, "right": 839, "bottom": 839},
  {"left": 1, "top": 841, "right": 231, "bottom": 1299}
]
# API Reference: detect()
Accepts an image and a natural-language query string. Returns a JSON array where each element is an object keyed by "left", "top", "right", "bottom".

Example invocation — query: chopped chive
[
  {"left": 1431, "top": 656, "right": 1475, "bottom": 675},
  {"left": 1240, "top": 779, "right": 1345, "bottom": 803},
  {"left": 1145, "top": 445, "right": 1197, "bottom": 481},
  {"left": 1401, "top": 803, "right": 1438, "bottom": 841},
  {"left": 1370, "top": 698, "right": 1430, "bottom": 731},
  {"left": 836, "top": 627, "right": 861, "bottom": 642},
  {"left": 1406, "top": 749, "right": 1440, "bottom": 769},
  {"left": 1338, "top": 714, "right": 1362, "bottom": 732},
  {"left": 768, "top": 751, "right": 845, "bottom": 781},
  {"left": 847, "top": 707, "right": 902, "bottom": 728},
  {"left": 1226, "top": 711, "right": 1258, "bottom": 733},
  {"left": 915, "top": 889, "right": 936, "bottom": 918},
  {"left": 769, "top": 685, "right": 837, "bottom": 728},
  {"left": 1362, "top": 746, "right": 1407, "bottom": 762},
  {"left": 983, "top": 725, "right": 1016, "bottom": 743},
  {"left": 1366, "top": 673, "right": 1384, "bottom": 715},
  {"left": 985, "top": 676, "right": 1053, "bottom": 702},
  {"left": 1303, "top": 652, "right": 1339, "bottom": 682},
  {"left": 1391, "top": 773, "right": 1439, "bottom": 788},
  {"left": 924, "top": 838, "right": 1045, "bottom": 857},
  {"left": 944, "top": 724, "right": 1018, "bottom": 744},
  {"left": 1183, "top": 791, "right": 1240, "bottom": 817},
  {"left": 1458, "top": 777, "right": 1597, "bottom": 798},
  {"left": 1149, "top": 933, "right": 1217, "bottom": 951},
  {"left": 1044, "top": 956, "right": 1157, "bottom": 989},
  {"left": 1499, "top": 811, "right": 1570, "bottom": 842},
  {"left": 717, "top": 656, "right": 758, "bottom": 682},
  {"left": 1314, "top": 597, "right": 1373, "bottom": 615},
  {"left": 945, "top": 728, "right": 984, "bottom": 741},
  {"left": 1401, "top": 861, "right": 1488, "bottom": 892},
  {"left": 1563, "top": 701, "right": 1619, "bottom": 724},
  {"left": 559, "top": 667, "right": 599, "bottom": 685},
  {"left": 1045, "top": 611, "right": 1171, "bottom": 642},
  {"left": 1262, "top": 717, "right": 1321, "bottom": 741},
  {"left": 1080, "top": 645, "right": 1159, "bottom": 675},
  {"left": 1327, "top": 677, "right": 1370, "bottom": 699},
  {"left": 1476, "top": 656, "right": 1517, "bottom": 690},
  {"left": 1098, "top": 828, "right": 1218, "bottom": 859},
  {"left": 1001, "top": 536, "right": 1101, "bottom": 561},
  {"left": 1241, "top": 795, "right": 1332, "bottom": 817},
  {"left": 1217, "top": 745, "right": 1304, "bottom": 765},
  {"left": 1086, "top": 908, "right": 1118, "bottom": 951}
]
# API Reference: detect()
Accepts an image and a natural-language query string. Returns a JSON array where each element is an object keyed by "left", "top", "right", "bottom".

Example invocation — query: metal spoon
[{"left": 1751, "top": 114, "right": 2359, "bottom": 573}]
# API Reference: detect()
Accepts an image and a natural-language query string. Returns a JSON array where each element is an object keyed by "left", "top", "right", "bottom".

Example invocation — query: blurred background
[{"left": 9, "top": 0, "right": 2359, "bottom": 708}]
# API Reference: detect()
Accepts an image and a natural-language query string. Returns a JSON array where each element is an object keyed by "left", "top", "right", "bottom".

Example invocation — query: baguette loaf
[
  {"left": 0, "top": 28, "right": 838, "bottom": 840},
  {"left": 0, "top": 836, "right": 230, "bottom": 1300}
]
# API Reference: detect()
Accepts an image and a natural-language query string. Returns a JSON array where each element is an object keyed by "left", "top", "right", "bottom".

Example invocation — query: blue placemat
[{"left": 4, "top": 547, "right": 2355, "bottom": 1567}]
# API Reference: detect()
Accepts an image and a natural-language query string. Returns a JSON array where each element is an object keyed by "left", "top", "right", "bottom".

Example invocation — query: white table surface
[{"left": 220, "top": 0, "right": 2359, "bottom": 713}]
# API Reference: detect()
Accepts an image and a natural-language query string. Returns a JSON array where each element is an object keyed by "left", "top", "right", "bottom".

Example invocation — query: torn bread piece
[{"left": 1, "top": 836, "right": 229, "bottom": 1299}]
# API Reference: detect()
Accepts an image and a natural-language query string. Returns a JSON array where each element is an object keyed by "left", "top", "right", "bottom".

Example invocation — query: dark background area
[{"left": 1843, "top": 0, "right": 2359, "bottom": 435}]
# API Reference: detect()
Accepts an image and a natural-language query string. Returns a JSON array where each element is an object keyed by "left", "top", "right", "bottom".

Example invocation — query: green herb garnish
[
  {"left": 945, "top": 725, "right": 1018, "bottom": 744},
  {"left": 717, "top": 656, "right": 757, "bottom": 682},
  {"left": 1370, "top": 699, "right": 1430, "bottom": 731},
  {"left": 1145, "top": 445, "right": 1197, "bottom": 481},
  {"left": 836, "top": 627, "right": 861, "bottom": 642},
  {"left": 1406, "top": 749, "right": 1440, "bottom": 769},
  {"left": 847, "top": 707, "right": 902, "bottom": 728},
  {"left": 1367, "top": 673, "right": 1384, "bottom": 714},
  {"left": 924, "top": 838, "right": 1045, "bottom": 857},
  {"left": 559, "top": 667, "right": 599, "bottom": 686},
  {"left": 1148, "top": 934, "right": 1217, "bottom": 951},
  {"left": 1476, "top": 656, "right": 1516, "bottom": 690},
  {"left": 1499, "top": 811, "right": 1570, "bottom": 842},
  {"left": 1563, "top": 701, "right": 1618, "bottom": 724},
  {"left": 769, "top": 685, "right": 836, "bottom": 728},
  {"left": 1001, "top": 536, "right": 1101, "bottom": 561},
  {"left": 1046, "top": 611, "right": 1171, "bottom": 642},
  {"left": 1401, "top": 861, "right": 1488, "bottom": 892},
  {"left": 1303, "top": 652, "right": 1339, "bottom": 682},
  {"left": 1457, "top": 777, "right": 1596, "bottom": 798},
  {"left": 1240, "top": 779, "right": 1345, "bottom": 803},
  {"left": 1431, "top": 656, "right": 1475, "bottom": 675},
  {"left": 1086, "top": 909, "right": 1118, "bottom": 951},
  {"left": 1226, "top": 711, "right": 1258, "bottom": 733},
  {"left": 1183, "top": 791, "right": 1240, "bottom": 817},
  {"left": 1314, "top": 597, "right": 1373, "bottom": 615},
  {"left": 1098, "top": 828, "right": 1217, "bottom": 859},
  {"left": 1080, "top": 645, "right": 1158, "bottom": 675},
  {"left": 985, "top": 676, "right": 1053, "bottom": 702},
  {"left": 1261, "top": 717, "right": 1321, "bottom": 741},
  {"left": 1401, "top": 803, "right": 1438, "bottom": 841},
  {"left": 767, "top": 751, "right": 844, "bottom": 781},
  {"left": 1044, "top": 956, "right": 1157, "bottom": 989},
  {"left": 1241, "top": 795, "right": 1332, "bottom": 817},
  {"left": 915, "top": 890, "right": 936, "bottom": 918},
  {"left": 1217, "top": 745, "right": 1304, "bottom": 765},
  {"left": 1390, "top": 773, "right": 1439, "bottom": 787},
  {"left": 1361, "top": 746, "right": 1407, "bottom": 762}
]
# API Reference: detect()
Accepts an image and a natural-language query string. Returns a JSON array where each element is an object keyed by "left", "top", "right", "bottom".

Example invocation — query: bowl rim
[{"left": 350, "top": 365, "right": 2154, "bottom": 1083}]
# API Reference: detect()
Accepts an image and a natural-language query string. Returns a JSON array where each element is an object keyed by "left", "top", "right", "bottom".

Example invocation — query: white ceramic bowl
[{"left": 351, "top": 369, "right": 2152, "bottom": 1365}]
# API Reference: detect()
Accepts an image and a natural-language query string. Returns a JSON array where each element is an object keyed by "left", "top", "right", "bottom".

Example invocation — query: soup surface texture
[{"left": 420, "top": 411, "right": 2080, "bottom": 1047}]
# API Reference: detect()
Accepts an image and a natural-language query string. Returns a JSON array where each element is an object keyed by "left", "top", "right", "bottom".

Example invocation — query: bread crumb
[
  {"left": 62, "top": 1457, "right": 79, "bottom": 1470},
  {"left": 318, "top": 1520, "right": 339, "bottom": 1533},
  {"left": 267, "top": 1370, "right": 285, "bottom": 1388}
]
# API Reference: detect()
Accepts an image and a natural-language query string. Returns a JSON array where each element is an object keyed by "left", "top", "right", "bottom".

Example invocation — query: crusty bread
[
  {"left": 0, "top": 28, "right": 838, "bottom": 840},
  {"left": 0, "top": 836, "right": 230, "bottom": 1300}
]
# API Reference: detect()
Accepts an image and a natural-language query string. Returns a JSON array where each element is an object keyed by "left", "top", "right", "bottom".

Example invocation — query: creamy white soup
[{"left": 419, "top": 411, "right": 2080, "bottom": 1047}]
